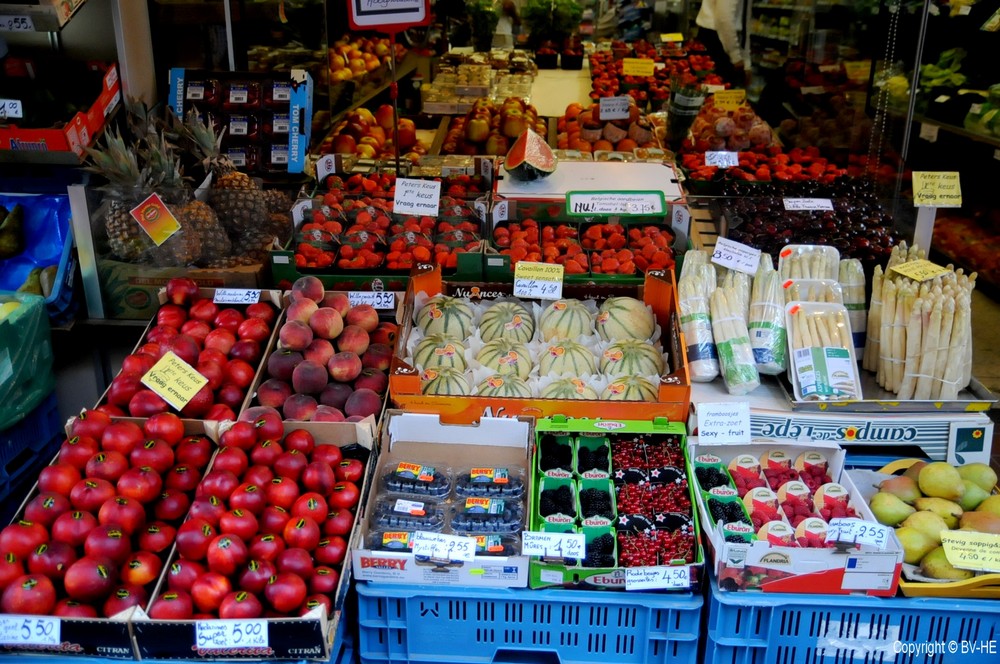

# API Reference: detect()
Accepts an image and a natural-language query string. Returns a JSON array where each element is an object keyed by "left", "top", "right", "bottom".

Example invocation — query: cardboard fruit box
[
  {"left": 351, "top": 410, "right": 533, "bottom": 588},
  {"left": 689, "top": 438, "right": 904, "bottom": 596},
  {"left": 388, "top": 264, "right": 691, "bottom": 424}
]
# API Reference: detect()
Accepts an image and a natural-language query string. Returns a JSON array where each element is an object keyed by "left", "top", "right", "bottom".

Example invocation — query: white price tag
[
  {"left": 0, "top": 15, "right": 34, "bottom": 32},
  {"left": 348, "top": 291, "right": 396, "bottom": 310},
  {"left": 229, "top": 88, "right": 249, "bottom": 104},
  {"left": 711, "top": 236, "right": 761, "bottom": 275},
  {"left": 566, "top": 191, "right": 665, "bottom": 216},
  {"left": 195, "top": 619, "right": 268, "bottom": 650},
  {"left": 521, "top": 531, "right": 586, "bottom": 558},
  {"left": 800, "top": 86, "right": 826, "bottom": 95},
  {"left": 782, "top": 198, "right": 834, "bottom": 211},
  {"left": 705, "top": 151, "right": 739, "bottom": 168},
  {"left": 697, "top": 401, "right": 751, "bottom": 443},
  {"left": 671, "top": 205, "right": 691, "bottom": 250},
  {"left": 411, "top": 531, "right": 476, "bottom": 562},
  {"left": 825, "top": 518, "right": 890, "bottom": 550},
  {"left": 186, "top": 84, "right": 205, "bottom": 101},
  {"left": 0, "top": 99, "right": 24, "bottom": 120},
  {"left": 0, "top": 616, "right": 61, "bottom": 646},
  {"left": 624, "top": 565, "right": 690, "bottom": 590},
  {"left": 393, "top": 178, "right": 442, "bottom": 216},
  {"left": 213, "top": 289, "right": 261, "bottom": 305},
  {"left": 316, "top": 155, "right": 339, "bottom": 182},
  {"left": 513, "top": 261, "right": 564, "bottom": 300},
  {"left": 919, "top": 122, "right": 939, "bottom": 142},
  {"left": 230, "top": 119, "right": 249, "bottom": 136},
  {"left": 599, "top": 95, "right": 631, "bottom": 121}
]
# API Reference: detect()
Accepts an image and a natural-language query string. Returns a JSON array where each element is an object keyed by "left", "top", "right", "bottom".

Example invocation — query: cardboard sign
[
  {"left": 889, "top": 259, "right": 951, "bottom": 283},
  {"left": 624, "top": 565, "right": 690, "bottom": 590},
  {"left": 349, "top": 291, "right": 396, "bottom": 310},
  {"left": 0, "top": 617, "right": 60, "bottom": 646},
  {"left": 141, "top": 351, "right": 209, "bottom": 410},
  {"left": 705, "top": 151, "right": 739, "bottom": 168},
  {"left": 195, "top": 620, "right": 268, "bottom": 650},
  {"left": 697, "top": 402, "right": 751, "bottom": 443},
  {"left": 130, "top": 193, "right": 181, "bottom": 247},
  {"left": 566, "top": 191, "right": 665, "bottom": 216},
  {"left": 513, "top": 261, "right": 563, "bottom": 300},
  {"left": 213, "top": 289, "right": 261, "bottom": 305},
  {"left": 410, "top": 531, "right": 476, "bottom": 562},
  {"left": 912, "top": 171, "right": 962, "bottom": 207},
  {"left": 942, "top": 530, "right": 1000, "bottom": 573},
  {"left": 826, "top": 519, "right": 890, "bottom": 549},
  {"left": 347, "top": 0, "right": 430, "bottom": 33},
  {"left": 711, "top": 236, "right": 761, "bottom": 275},
  {"left": 713, "top": 89, "right": 746, "bottom": 111},
  {"left": 599, "top": 95, "right": 631, "bottom": 121},
  {"left": 622, "top": 58, "right": 656, "bottom": 77},
  {"left": 521, "top": 531, "right": 585, "bottom": 558},
  {"left": 393, "top": 178, "right": 442, "bottom": 216},
  {"left": 782, "top": 198, "right": 834, "bottom": 211}
]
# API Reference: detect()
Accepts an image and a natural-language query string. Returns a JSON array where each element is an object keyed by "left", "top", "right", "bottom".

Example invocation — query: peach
[
  {"left": 308, "top": 308, "right": 344, "bottom": 340},
  {"left": 287, "top": 299, "right": 319, "bottom": 325},
  {"left": 370, "top": 322, "right": 398, "bottom": 347},
  {"left": 312, "top": 406, "right": 346, "bottom": 423},
  {"left": 267, "top": 349, "right": 304, "bottom": 381},
  {"left": 303, "top": 339, "right": 335, "bottom": 367},
  {"left": 319, "top": 383, "right": 353, "bottom": 410},
  {"left": 336, "top": 325, "right": 369, "bottom": 355},
  {"left": 321, "top": 293, "right": 351, "bottom": 317},
  {"left": 345, "top": 304, "right": 379, "bottom": 332},
  {"left": 327, "top": 352, "right": 362, "bottom": 383},
  {"left": 344, "top": 388, "right": 381, "bottom": 419},
  {"left": 279, "top": 320, "right": 314, "bottom": 352},
  {"left": 361, "top": 343, "right": 392, "bottom": 372},
  {"left": 354, "top": 368, "right": 387, "bottom": 394},
  {"left": 292, "top": 360, "right": 329, "bottom": 394},
  {"left": 257, "top": 378, "right": 293, "bottom": 408},
  {"left": 291, "top": 276, "right": 325, "bottom": 304},
  {"left": 283, "top": 394, "right": 318, "bottom": 421}
]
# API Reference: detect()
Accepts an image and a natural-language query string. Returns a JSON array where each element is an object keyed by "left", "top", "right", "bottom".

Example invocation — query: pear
[
  {"left": 903, "top": 460, "right": 928, "bottom": 482},
  {"left": 913, "top": 497, "right": 963, "bottom": 529},
  {"left": 901, "top": 511, "right": 949, "bottom": 544},
  {"left": 917, "top": 462, "right": 965, "bottom": 502},
  {"left": 877, "top": 476, "right": 921, "bottom": 504},
  {"left": 959, "top": 480, "right": 989, "bottom": 511},
  {"left": 869, "top": 492, "right": 916, "bottom": 526},
  {"left": 895, "top": 526, "right": 938, "bottom": 565},
  {"left": 920, "top": 546, "right": 974, "bottom": 581},
  {"left": 960, "top": 511, "right": 1000, "bottom": 535},
  {"left": 957, "top": 463, "right": 997, "bottom": 493},
  {"left": 0, "top": 204, "right": 24, "bottom": 259},
  {"left": 976, "top": 495, "right": 1000, "bottom": 517}
]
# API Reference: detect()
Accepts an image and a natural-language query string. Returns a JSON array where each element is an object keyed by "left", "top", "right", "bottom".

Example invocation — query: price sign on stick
[{"left": 347, "top": 0, "right": 430, "bottom": 33}]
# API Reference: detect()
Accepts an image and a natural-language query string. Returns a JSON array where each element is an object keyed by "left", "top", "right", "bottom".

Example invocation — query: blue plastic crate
[
  {"left": 706, "top": 576, "right": 1000, "bottom": 663},
  {"left": 357, "top": 583, "right": 702, "bottom": 664},
  {"left": 0, "top": 391, "right": 61, "bottom": 496}
]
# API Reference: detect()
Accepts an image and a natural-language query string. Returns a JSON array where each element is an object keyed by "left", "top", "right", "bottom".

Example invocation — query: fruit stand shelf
[
  {"left": 330, "top": 53, "right": 419, "bottom": 129},
  {"left": 914, "top": 114, "right": 1000, "bottom": 150},
  {"left": 0, "top": 0, "right": 89, "bottom": 32}
]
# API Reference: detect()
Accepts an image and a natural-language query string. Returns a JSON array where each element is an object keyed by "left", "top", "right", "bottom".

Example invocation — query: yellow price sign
[
  {"left": 889, "top": 259, "right": 952, "bottom": 283},
  {"left": 912, "top": 171, "right": 962, "bottom": 207},
  {"left": 513, "top": 261, "right": 564, "bottom": 300},
  {"left": 844, "top": 60, "right": 871, "bottom": 82},
  {"left": 622, "top": 58, "right": 656, "bottom": 77},
  {"left": 130, "top": 192, "right": 182, "bottom": 247},
  {"left": 941, "top": 530, "right": 1000, "bottom": 573},
  {"left": 713, "top": 89, "right": 746, "bottom": 111},
  {"left": 660, "top": 33, "right": 684, "bottom": 43},
  {"left": 141, "top": 351, "right": 209, "bottom": 411}
]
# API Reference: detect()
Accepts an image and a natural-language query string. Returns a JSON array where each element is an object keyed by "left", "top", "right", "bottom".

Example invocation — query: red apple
[
  {"left": 237, "top": 558, "right": 276, "bottom": 594},
  {"left": 63, "top": 556, "right": 118, "bottom": 603},
  {"left": 144, "top": 413, "right": 186, "bottom": 446},
  {"left": 264, "top": 573, "right": 307, "bottom": 613},
  {"left": 138, "top": 522, "right": 176, "bottom": 554},
  {"left": 149, "top": 590, "right": 194, "bottom": 619},
  {"left": 98, "top": 496, "right": 146, "bottom": 534},
  {"left": 59, "top": 435, "right": 100, "bottom": 470},
  {"left": 51, "top": 510, "right": 98, "bottom": 548},
  {"left": 167, "top": 559, "right": 205, "bottom": 593},
  {"left": 219, "top": 591, "right": 263, "bottom": 619},
  {"left": 206, "top": 534, "right": 249, "bottom": 576},
  {"left": 1, "top": 574, "right": 57, "bottom": 615}
]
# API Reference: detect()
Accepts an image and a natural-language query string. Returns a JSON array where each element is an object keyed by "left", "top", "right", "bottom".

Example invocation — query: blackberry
[
  {"left": 373, "top": 500, "right": 446, "bottom": 531},
  {"left": 451, "top": 502, "right": 524, "bottom": 534},
  {"left": 695, "top": 467, "right": 730, "bottom": 491},
  {"left": 539, "top": 436, "right": 573, "bottom": 472},
  {"left": 724, "top": 502, "right": 751, "bottom": 525},
  {"left": 539, "top": 485, "right": 575, "bottom": 517},
  {"left": 577, "top": 445, "right": 610, "bottom": 474},
  {"left": 590, "top": 533, "right": 615, "bottom": 554},
  {"left": 455, "top": 472, "right": 525, "bottom": 499},
  {"left": 579, "top": 489, "right": 613, "bottom": 519},
  {"left": 582, "top": 553, "right": 615, "bottom": 568},
  {"left": 708, "top": 498, "right": 728, "bottom": 523},
  {"left": 725, "top": 534, "right": 747, "bottom": 543}
]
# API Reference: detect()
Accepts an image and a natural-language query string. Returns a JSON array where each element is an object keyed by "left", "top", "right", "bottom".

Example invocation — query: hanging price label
[
  {"left": 825, "top": 519, "right": 890, "bottom": 550},
  {"left": 624, "top": 565, "right": 690, "bottom": 590},
  {"left": 521, "top": 531, "right": 585, "bottom": 558},
  {"left": 213, "top": 289, "right": 261, "bottom": 305},
  {"left": 0, "top": 15, "right": 34, "bottom": 32},
  {"left": 348, "top": 291, "right": 396, "bottom": 310},
  {"left": 0, "top": 616, "right": 61, "bottom": 646},
  {"left": 195, "top": 619, "right": 269, "bottom": 650},
  {"left": 713, "top": 89, "right": 746, "bottom": 111},
  {"left": 599, "top": 95, "right": 631, "bottom": 121},
  {"left": 566, "top": 191, "right": 665, "bottom": 216},
  {"left": 711, "top": 237, "right": 761, "bottom": 275},
  {"left": 705, "top": 151, "right": 739, "bottom": 168},
  {"left": 622, "top": 58, "right": 656, "bottom": 77},
  {"left": 410, "top": 531, "right": 476, "bottom": 562},
  {"left": 141, "top": 352, "right": 209, "bottom": 410},
  {"left": 782, "top": 198, "right": 834, "bottom": 211},
  {"left": 912, "top": 171, "right": 962, "bottom": 207},
  {"left": 513, "top": 262, "right": 563, "bottom": 300},
  {"left": 889, "top": 259, "right": 951, "bottom": 282}
]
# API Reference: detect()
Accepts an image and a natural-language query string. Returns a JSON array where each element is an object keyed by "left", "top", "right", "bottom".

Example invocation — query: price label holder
[
  {"left": 513, "top": 262, "right": 564, "bottom": 300},
  {"left": 889, "top": 258, "right": 951, "bottom": 282},
  {"left": 0, "top": 99, "right": 24, "bottom": 120},
  {"left": 697, "top": 401, "right": 751, "bottom": 443},
  {"left": 622, "top": 58, "right": 656, "bottom": 77},
  {"left": 671, "top": 205, "right": 691, "bottom": 251},
  {"left": 130, "top": 193, "right": 182, "bottom": 246},
  {"left": 521, "top": 531, "right": 585, "bottom": 558},
  {"left": 782, "top": 198, "right": 834, "bottom": 211},
  {"left": 912, "top": 171, "right": 962, "bottom": 207},
  {"left": 711, "top": 236, "right": 760, "bottom": 276},
  {"left": 195, "top": 619, "right": 269, "bottom": 650},
  {"left": 825, "top": 519, "right": 890, "bottom": 549},
  {"left": 0, "top": 15, "right": 34, "bottom": 32},
  {"left": 705, "top": 151, "right": 739, "bottom": 168},
  {"left": 713, "top": 89, "right": 746, "bottom": 111},
  {"left": 315, "top": 154, "right": 342, "bottom": 183},
  {"left": 348, "top": 291, "right": 396, "bottom": 310},
  {"left": 141, "top": 351, "right": 209, "bottom": 411},
  {"left": 660, "top": 32, "right": 684, "bottom": 42},
  {"left": 213, "top": 289, "right": 261, "bottom": 305},
  {"left": 0, "top": 616, "right": 60, "bottom": 646},
  {"left": 942, "top": 530, "right": 1000, "bottom": 573},
  {"left": 393, "top": 178, "right": 442, "bottom": 217},
  {"left": 566, "top": 190, "right": 665, "bottom": 216},
  {"left": 919, "top": 122, "right": 939, "bottom": 142},
  {"left": 348, "top": 0, "right": 430, "bottom": 33},
  {"left": 624, "top": 565, "right": 690, "bottom": 591},
  {"left": 599, "top": 95, "right": 631, "bottom": 121},
  {"left": 411, "top": 531, "right": 476, "bottom": 562}
]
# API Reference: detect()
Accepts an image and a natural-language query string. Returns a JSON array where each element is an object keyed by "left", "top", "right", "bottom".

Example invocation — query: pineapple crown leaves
[
  {"left": 140, "top": 130, "right": 190, "bottom": 190},
  {"left": 82, "top": 128, "right": 142, "bottom": 189},
  {"left": 124, "top": 96, "right": 163, "bottom": 143},
  {"left": 178, "top": 109, "right": 235, "bottom": 177}
]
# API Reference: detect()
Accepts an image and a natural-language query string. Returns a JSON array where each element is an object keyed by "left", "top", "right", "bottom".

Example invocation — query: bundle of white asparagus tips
[
  {"left": 710, "top": 286, "right": 760, "bottom": 395},
  {"left": 862, "top": 242, "right": 976, "bottom": 400},
  {"left": 678, "top": 263, "right": 720, "bottom": 382},
  {"left": 748, "top": 254, "right": 786, "bottom": 374}
]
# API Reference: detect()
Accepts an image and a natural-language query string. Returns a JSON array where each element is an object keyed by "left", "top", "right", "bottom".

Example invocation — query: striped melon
[
  {"left": 413, "top": 334, "right": 468, "bottom": 371},
  {"left": 595, "top": 297, "right": 655, "bottom": 341},
  {"left": 540, "top": 378, "right": 599, "bottom": 400},
  {"left": 539, "top": 340, "right": 597, "bottom": 376},
  {"left": 476, "top": 374, "right": 532, "bottom": 398},
  {"left": 479, "top": 301, "right": 535, "bottom": 343},
  {"left": 600, "top": 339, "right": 664, "bottom": 377},
  {"left": 476, "top": 339, "right": 533, "bottom": 379},
  {"left": 601, "top": 376, "right": 658, "bottom": 401},
  {"left": 417, "top": 295, "right": 474, "bottom": 339},
  {"left": 421, "top": 367, "right": 471, "bottom": 396},
  {"left": 539, "top": 299, "right": 594, "bottom": 340}
]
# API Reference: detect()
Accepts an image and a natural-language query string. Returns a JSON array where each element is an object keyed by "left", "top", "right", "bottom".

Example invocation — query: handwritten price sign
[
  {"left": 514, "top": 262, "right": 564, "bottom": 300},
  {"left": 141, "top": 352, "right": 209, "bottom": 410},
  {"left": 624, "top": 565, "right": 690, "bottom": 590},
  {"left": 825, "top": 519, "right": 890, "bottom": 550},
  {"left": 705, "top": 151, "right": 739, "bottom": 168},
  {"left": 0, "top": 616, "right": 60, "bottom": 646},
  {"left": 195, "top": 620, "right": 268, "bottom": 650},
  {"left": 0, "top": 99, "right": 24, "bottom": 120},
  {"left": 411, "top": 531, "right": 476, "bottom": 561},
  {"left": 213, "top": 289, "right": 261, "bottom": 305},
  {"left": 348, "top": 291, "right": 396, "bottom": 310},
  {"left": 711, "top": 237, "right": 761, "bottom": 275},
  {"left": 521, "top": 531, "right": 585, "bottom": 558},
  {"left": 0, "top": 16, "right": 34, "bottom": 32}
]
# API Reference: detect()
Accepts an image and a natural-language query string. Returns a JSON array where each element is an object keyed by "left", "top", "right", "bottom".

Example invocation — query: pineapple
[
  {"left": 262, "top": 189, "right": 293, "bottom": 245},
  {"left": 140, "top": 132, "right": 202, "bottom": 267}
]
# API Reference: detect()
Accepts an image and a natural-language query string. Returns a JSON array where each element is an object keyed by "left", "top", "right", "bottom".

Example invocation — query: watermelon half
[{"left": 505, "top": 128, "right": 558, "bottom": 181}]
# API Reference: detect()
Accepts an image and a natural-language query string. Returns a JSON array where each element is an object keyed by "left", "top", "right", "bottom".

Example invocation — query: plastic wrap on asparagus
[
  {"left": 748, "top": 256, "right": 786, "bottom": 374},
  {"left": 722, "top": 269, "right": 751, "bottom": 323},
  {"left": 678, "top": 264, "right": 720, "bottom": 382},
  {"left": 710, "top": 286, "right": 760, "bottom": 395},
  {"left": 782, "top": 279, "right": 844, "bottom": 305},
  {"left": 786, "top": 302, "right": 861, "bottom": 401},
  {"left": 679, "top": 249, "right": 709, "bottom": 283},
  {"left": 778, "top": 245, "right": 840, "bottom": 281},
  {"left": 839, "top": 259, "right": 866, "bottom": 353}
]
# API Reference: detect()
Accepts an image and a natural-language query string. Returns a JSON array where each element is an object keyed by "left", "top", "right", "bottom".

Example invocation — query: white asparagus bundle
[
  {"left": 783, "top": 279, "right": 843, "bottom": 305},
  {"left": 863, "top": 265, "right": 884, "bottom": 372},
  {"left": 779, "top": 246, "right": 840, "bottom": 281},
  {"left": 679, "top": 249, "right": 708, "bottom": 283},
  {"left": 748, "top": 270, "right": 787, "bottom": 374},
  {"left": 877, "top": 279, "right": 897, "bottom": 389},
  {"left": 787, "top": 303, "right": 860, "bottom": 400},
  {"left": 678, "top": 265, "right": 720, "bottom": 382},
  {"left": 941, "top": 293, "right": 971, "bottom": 400},
  {"left": 710, "top": 287, "right": 761, "bottom": 396},
  {"left": 722, "top": 269, "right": 752, "bottom": 323},
  {"left": 839, "top": 259, "right": 867, "bottom": 354},
  {"left": 756, "top": 252, "right": 774, "bottom": 279},
  {"left": 896, "top": 298, "right": 924, "bottom": 400}
]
